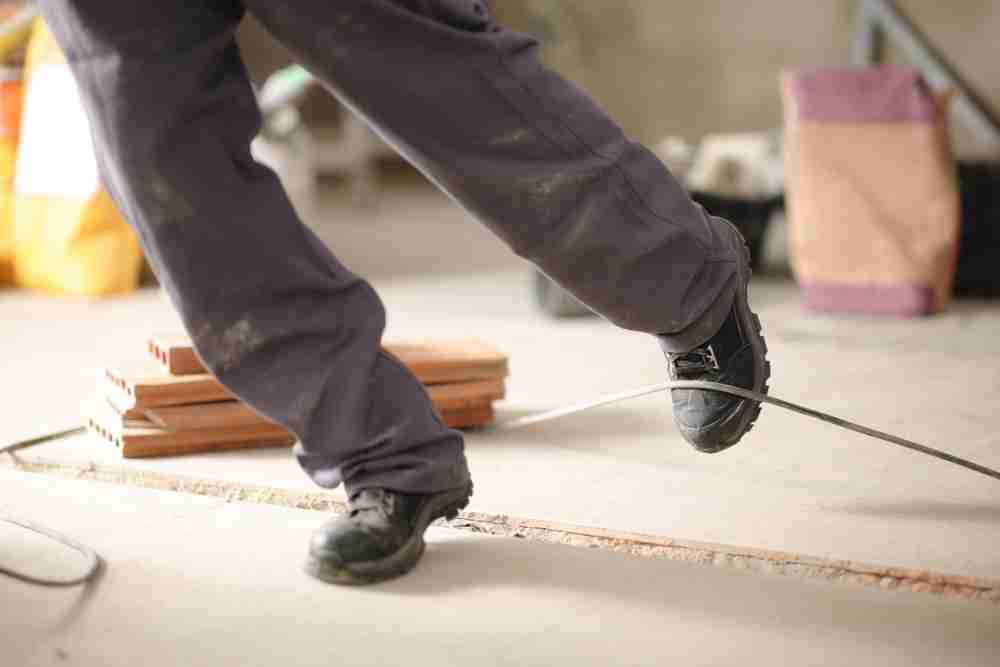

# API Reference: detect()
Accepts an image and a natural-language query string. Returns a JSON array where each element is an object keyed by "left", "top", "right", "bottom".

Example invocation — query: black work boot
[
  {"left": 306, "top": 484, "right": 472, "bottom": 585},
  {"left": 658, "top": 221, "right": 770, "bottom": 453}
]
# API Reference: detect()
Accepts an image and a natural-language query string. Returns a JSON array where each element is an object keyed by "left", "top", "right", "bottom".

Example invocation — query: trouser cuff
[{"left": 655, "top": 272, "right": 737, "bottom": 353}]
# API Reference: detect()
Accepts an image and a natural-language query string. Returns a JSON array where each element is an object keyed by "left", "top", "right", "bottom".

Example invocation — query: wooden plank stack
[{"left": 87, "top": 336, "right": 508, "bottom": 458}]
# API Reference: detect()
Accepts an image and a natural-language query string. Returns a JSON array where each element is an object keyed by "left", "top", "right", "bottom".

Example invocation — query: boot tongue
[
  {"left": 708, "top": 308, "right": 744, "bottom": 360},
  {"left": 674, "top": 308, "right": 745, "bottom": 377},
  {"left": 349, "top": 489, "right": 394, "bottom": 516}
]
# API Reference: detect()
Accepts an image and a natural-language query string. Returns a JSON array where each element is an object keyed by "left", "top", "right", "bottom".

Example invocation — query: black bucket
[
  {"left": 689, "top": 191, "right": 784, "bottom": 270},
  {"left": 954, "top": 161, "right": 1000, "bottom": 297}
]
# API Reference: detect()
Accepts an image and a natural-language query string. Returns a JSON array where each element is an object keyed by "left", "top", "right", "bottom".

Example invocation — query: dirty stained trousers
[{"left": 38, "top": 0, "right": 739, "bottom": 495}]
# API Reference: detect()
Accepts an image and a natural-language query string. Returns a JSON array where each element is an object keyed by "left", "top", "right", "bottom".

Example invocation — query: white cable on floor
[
  {"left": 3, "top": 377, "right": 998, "bottom": 589},
  {"left": 0, "top": 513, "right": 101, "bottom": 587},
  {"left": 2, "top": 426, "right": 102, "bottom": 587},
  {"left": 493, "top": 380, "right": 1000, "bottom": 483}
]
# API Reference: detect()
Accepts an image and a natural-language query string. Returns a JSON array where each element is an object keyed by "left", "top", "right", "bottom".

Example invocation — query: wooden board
[
  {"left": 89, "top": 389, "right": 495, "bottom": 458},
  {"left": 87, "top": 404, "right": 294, "bottom": 459},
  {"left": 148, "top": 335, "right": 509, "bottom": 384},
  {"left": 140, "top": 391, "right": 499, "bottom": 431},
  {"left": 105, "top": 361, "right": 503, "bottom": 413},
  {"left": 383, "top": 339, "right": 509, "bottom": 385},
  {"left": 104, "top": 362, "right": 232, "bottom": 410},
  {"left": 88, "top": 408, "right": 492, "bottom": 457},
  {"left": 104, "top": 407, "right": 155, "bottom": 431},
  {"left": 147, "top": 337, "right": 205, "bottom": 375},
  {"left": 111, "top": 401, "right": 149, "bottom": 422},
  {"left": 427, "top": 378, "right": 505, "bottom": 410},
  {"left": 134, "top": 400, "right": 493, "bottom": 431},
  {"left": 440, "top": 402, "right": 494, "bottom": 430},
  {"left": 142, "top": 401, "right": 279, "bottom": 431}
]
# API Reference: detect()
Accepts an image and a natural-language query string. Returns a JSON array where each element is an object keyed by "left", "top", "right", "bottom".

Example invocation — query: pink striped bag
[{"left": 782, "top": 65, "right": 960, "bottom": 316}]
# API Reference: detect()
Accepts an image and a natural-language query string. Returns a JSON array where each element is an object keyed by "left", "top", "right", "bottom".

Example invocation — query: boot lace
[{"left": 670, "top": 345, "right": 720, "bottom": 379}]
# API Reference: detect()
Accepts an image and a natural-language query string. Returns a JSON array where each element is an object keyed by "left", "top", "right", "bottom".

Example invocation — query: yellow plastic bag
[
  {"left": 0, "top": 66, "right": 22, "bottom": 285},
  {"left": 12, "top": 21, "right": 141, "bottom": 296}
]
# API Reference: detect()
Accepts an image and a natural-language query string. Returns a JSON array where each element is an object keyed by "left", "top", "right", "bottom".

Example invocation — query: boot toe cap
[{"left": 673, "top": 393, "right": 750, "bottom": 453}]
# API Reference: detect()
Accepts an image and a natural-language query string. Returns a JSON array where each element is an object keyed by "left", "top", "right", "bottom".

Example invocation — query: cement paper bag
[
  {"left": 11, "top": 21, "right": 141, "bottom": 296},
  {"left": 782, "top": 65, "right": 959, "bottom": 315}
]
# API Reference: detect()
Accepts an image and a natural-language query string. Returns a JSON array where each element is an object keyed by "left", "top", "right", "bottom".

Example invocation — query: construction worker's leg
[
  {"left": 37, "top": 0, "right": 471, "bottom": 494},
  {"left": 247, "top": 0, "right": 739, "bottom": 349}
]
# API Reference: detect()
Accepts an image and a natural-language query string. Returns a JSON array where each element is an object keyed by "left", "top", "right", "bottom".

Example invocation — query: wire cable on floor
[
  {"left": 4, "top": 377, "right": 999, "bottom": 587},
  {"left": 2, "top": 425, "right": 102, "bottom": 587},
  {"left": 492, "top": 380, "right": 1000, "bottom": 483}
]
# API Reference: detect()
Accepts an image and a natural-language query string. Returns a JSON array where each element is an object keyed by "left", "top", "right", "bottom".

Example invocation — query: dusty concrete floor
[
  {"left": 2, "top": 177, "right": 999, "bottom": 663},
  {"left": 7, "top": 268, "right": 1000, "bottom": 583},
  {"left": 4, "top": 469, "right": 999, "bottom": 667}
]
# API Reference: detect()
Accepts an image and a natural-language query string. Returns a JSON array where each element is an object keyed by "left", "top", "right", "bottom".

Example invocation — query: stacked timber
[{"left": 87, "top": 336, "right": 508, "bottom": 458}]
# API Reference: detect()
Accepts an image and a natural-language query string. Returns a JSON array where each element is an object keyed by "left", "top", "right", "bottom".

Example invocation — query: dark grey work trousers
[{"left": 39, "top": 0, "right": 738, "bottom": 495}]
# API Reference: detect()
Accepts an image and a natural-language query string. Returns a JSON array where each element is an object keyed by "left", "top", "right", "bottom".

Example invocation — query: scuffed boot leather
[
  {"left": 306, "top": 484, "right": 473, "bottom": 585},
  {"left": 658, "top": 221, "right": 771, "bottom": 453}
]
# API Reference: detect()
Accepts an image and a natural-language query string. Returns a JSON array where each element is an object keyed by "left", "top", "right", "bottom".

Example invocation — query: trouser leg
[
  {"left": 37, "top": 0, "right": 470, "bottom": 494},
  {"left": 246, "top": 0, "right": 739, "bottom": 348}
]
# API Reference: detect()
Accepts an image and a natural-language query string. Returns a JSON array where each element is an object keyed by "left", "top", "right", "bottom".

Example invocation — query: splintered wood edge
[{"left": 4, "top": 456, "right": 997, "bottom": 605}]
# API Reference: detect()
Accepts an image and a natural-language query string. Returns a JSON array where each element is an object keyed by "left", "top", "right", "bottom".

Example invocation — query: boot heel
[{"left": 442, "top": 496, "right": 471, "bottom": 521}]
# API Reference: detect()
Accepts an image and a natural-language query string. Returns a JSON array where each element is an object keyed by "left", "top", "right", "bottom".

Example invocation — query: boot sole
[
  {"left": 304, "top": 483, "right": 473, "bottom": 586},
  {"left": 691, "top": 221, "right": 771, "bottom": 453}
]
